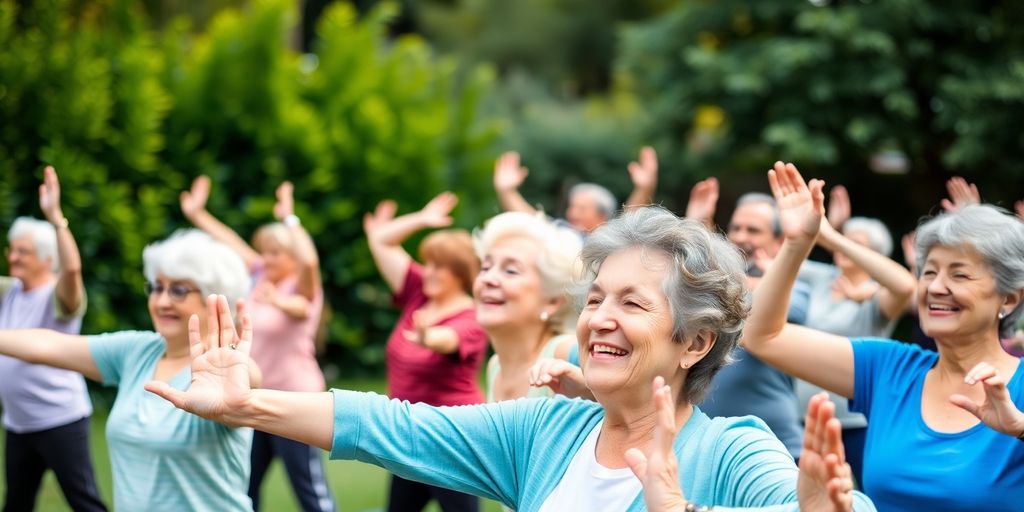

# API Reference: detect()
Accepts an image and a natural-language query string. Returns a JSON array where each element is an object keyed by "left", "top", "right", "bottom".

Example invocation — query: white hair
[
  {"left": 569, "top": 183, "right": 617, "bottom": 219},
  {"left": 474, "top": 211, "right": 583, "bottom": 333},
  {"left": 8, "top": 217, "right": 58, "bottom": 272},
  {"left": 843, "top": 217, "right": 893, "bottom": 256},
  {"left": 142, "top": 230, "right": 251, "bottom": 314}
]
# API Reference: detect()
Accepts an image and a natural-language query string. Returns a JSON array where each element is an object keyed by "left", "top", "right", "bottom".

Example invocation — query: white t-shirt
[{"left": 538, "top": 420, "right": 643, "bottom": 511}]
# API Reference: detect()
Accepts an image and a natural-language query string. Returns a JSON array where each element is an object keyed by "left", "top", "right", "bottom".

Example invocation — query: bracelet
[
  {"left": 283, "top": 214, "right": 300, "bottom": 227},
  {"left": 53, "top": 217, "right": 69, "bottom": 229},
  {"left": 684, "top": 503, "right": 712, "bottom": 512}
]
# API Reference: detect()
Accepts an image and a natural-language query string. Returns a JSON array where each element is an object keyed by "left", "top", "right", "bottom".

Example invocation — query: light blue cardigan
[{"left": 329, "top": 390, "right": 874, "bottom": 511}]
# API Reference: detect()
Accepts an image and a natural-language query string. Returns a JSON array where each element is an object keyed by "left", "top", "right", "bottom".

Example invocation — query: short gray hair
[
  {"left": 735, "top": 193, "right": 781, "bottom": 237},
  {"left": 843, "top": 217, "right": 893, "bottom": 256},
  {"left": 579, "top": 206, "right": 749, "bottom": 403},
  {"left": 915, "top": 204, "right": 1024, "bottom": 338},
  {"left": 569, "top": 183, "right": 617, "bottom": 219},
  {"left": 143, "top": 230, "right": 252, "bottom": 315},
  {"left": 474, "top": 212, "right": 583, "bottom": 333},
  {"left": 8, "top": 217, "right": 58, "bottom": 272}
]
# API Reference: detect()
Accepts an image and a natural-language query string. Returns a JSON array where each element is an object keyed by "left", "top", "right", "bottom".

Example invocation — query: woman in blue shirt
[
  {"left": 743, "top": 162, "right": 1024, "bottom": 511},
  {"left": 149, "top": 206, "right": 872, "bottom": 511}
]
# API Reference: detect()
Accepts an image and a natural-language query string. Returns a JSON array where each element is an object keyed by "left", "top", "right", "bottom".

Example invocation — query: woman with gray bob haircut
[
  {"left": 150, "top": 206, "right": 871, "bottom": 512},
  {"left": 0, "top": 228, "right": 261, "bottom": 511}
]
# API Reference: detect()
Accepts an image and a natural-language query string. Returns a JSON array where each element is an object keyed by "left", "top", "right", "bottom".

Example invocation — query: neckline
[{"left": 915, "top": 355, "right": 1024, "bottom": 438}]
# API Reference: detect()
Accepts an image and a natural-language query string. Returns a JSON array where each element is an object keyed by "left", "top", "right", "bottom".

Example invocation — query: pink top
[
  {"left": 248, "top": 265, "right": 326, "bottom": 392},
  {"left": 385, "top": 263, "right": 487, "bottom": 406}
]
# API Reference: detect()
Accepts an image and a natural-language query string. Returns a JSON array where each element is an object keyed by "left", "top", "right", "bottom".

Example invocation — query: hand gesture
[
  {"left": 145, "top": 295, "right": 254, "bottom": 426},
  {"left": 528, "top": 358, "right": 590, "bottom": 399},
  {"left": 627, "top": 146, "right": 658, "bottom": 193},
  {"left": 402, "top": 310, "right": 431, "bottom": 346},
  {"left": 363, "top": 200, "right": 397, "bottom": 234},
  {"left": 832, "top": 276, "right": 880, "bottom": 303},
  {"left": 949, "top": 362, "right": 1024, "bottom": 438},
  {"left": 38, "top": 166, "right": 65, "bottom": 225},
  {"left": 624, "top": 377, "right": 687, "bottom": 512},
  {"left": 900, "top": 231, "right": 917, "bottom": 272},
  {"left": 826, "top": 185, "right": 851, "bottom": 230},
  {"left": 493, "top": 152, "right": 528, "bottom": 193},
  {"left": 180, "top": 176, "right": 211, "bottom": 219},
  {"left": 940, "top": 177, "right": 980, "bottom": 212},
  {"left": 797, "top": 393, "right": 855, "bottom": 512},
  {"left": 273, "top": 181, "right": 295, "bottom": 221},
  {"left": 767, "top": 161, "right": 825, "bottom": 244},
  {"left": 684, "top": 177, "right": 719, "bottom": 226},
  {"left": 419, "top": 192, "right": 458, "bottom": 228}
]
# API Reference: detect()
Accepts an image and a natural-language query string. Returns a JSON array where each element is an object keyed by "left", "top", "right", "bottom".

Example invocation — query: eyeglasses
[{"left": 144, "top": 281, "right": 200, "bottom": 303}]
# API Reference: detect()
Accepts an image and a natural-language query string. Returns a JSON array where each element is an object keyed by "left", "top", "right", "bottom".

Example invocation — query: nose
[
  {"left": 477, "top": 266, "right": 500, "bottom": 286},
  {"left": 925, "top": 272, "right": 950, "bottom": 296},
  {"left": 587, "top": 301, "right": 617, "bottom": 333},
  {"left": 152, "top": 287, "right": 174, "bottom": 307}
]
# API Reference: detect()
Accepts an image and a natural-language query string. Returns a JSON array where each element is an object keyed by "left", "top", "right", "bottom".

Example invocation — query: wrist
[
  {"left": 283, "top": 214, "right": 300, "bottom": 227},
  {"left": 50, "top": 215, "right": 69, "bottom": 230}
]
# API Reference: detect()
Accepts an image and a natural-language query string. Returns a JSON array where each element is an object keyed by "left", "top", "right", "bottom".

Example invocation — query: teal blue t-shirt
[
  {"left": 851, "top": 339, "right": 1024, "bottom": 511},
  {"left": 88, "top": 331, "right": 253, "bottom": 511}
]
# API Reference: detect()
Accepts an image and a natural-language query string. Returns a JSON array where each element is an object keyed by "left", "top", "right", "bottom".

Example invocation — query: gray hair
[
  {"left": 569, "top": 183, "right": 617, "bottom": 219},
  {"left": 735, "top": 193, "right": 781, "bottom": 237},
  {"left": 915, "top": 204, "right": 1024, "bottom": 338},
  {"left": 475, "top": 212, "right": 583, "bottom": 333},
  {"left": 843, "top": 217, "right": 893, "bottom": 256},
  {"left": 579, "top": 206, "right": 749, "bottom": 403},
  {"left": 8, "top": 217, "right": 58, "bottom": 272},
  {"left": 143, "top": 230, "right": 252, "bottom": 315}
]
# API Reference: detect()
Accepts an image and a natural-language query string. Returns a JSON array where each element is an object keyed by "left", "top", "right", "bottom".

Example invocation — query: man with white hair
[
  {"left": 0, "top": 166, "right": 105, "bottom": 511},
  {"left": 492, "top": 147, "right": 659, "bottom": 234}
]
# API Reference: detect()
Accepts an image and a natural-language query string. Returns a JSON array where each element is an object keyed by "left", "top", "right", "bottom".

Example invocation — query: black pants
[
  {"left": 387, "top": 474, "right": 479, "bottom": 512},
  {"left": 3, "top": 416, "right": 106, "bottom": 512},
  {"left": 249, "top": 430, "right": 336, "bottom": 512}
]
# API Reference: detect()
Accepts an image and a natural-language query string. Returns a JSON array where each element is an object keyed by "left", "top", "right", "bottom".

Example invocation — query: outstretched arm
[
  {"left": 364, "top": 192, "right": 459, "bottom": 293},
  {"left": 265, "top": 181, "right": 321, "bottom": 319},
  {"left": 0, "top": 328, "right": 100, "bottom": 381},
  {"left": 38, "top": 166, "right": 85, "bottom": 316},
  {"left": 683, "top": 177, "right": 719, "bottom": 229},
  {"left": 493, "top": 152, "right": 537, "bottom": 215},
  {"left": 181, "top": 176, "right": 261, "bottom": 268},
  {"left": 940, "top": 176, "right": 980, "bottom": 213},
  {"left": 625, "top": 146, "right": 658, "bottom": 209},
  {"left": 742, "top": 162, "right": 856, "bottom": 399}
]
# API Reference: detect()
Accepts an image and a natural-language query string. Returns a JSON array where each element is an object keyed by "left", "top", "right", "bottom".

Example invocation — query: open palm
[
  {"left": 767, "top": 161, "right": 824, "bottom": 243},
  {"left": 493, "top": 151, "right": 528, "bottom": 192},
  {"left": 798, "top": 393, "right": 854, "bottom": 512},
  {"left": 38, "top": 166, "right": 64, "bottom": 224},
  {"left": 420, "top": 192, "right": 458, "bottom": 227},
  {"left": 273, "top": 181, "right": 295, "bottom": 220},
  {"left": 145, "top": 295, "right": 254, "bottom": 426},
  {"left": 180, "top": 176, "right": 211, "bottom": 218}
]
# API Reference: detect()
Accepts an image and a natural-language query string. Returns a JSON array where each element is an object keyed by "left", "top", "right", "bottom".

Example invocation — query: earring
[
  {"left": 682, "top": 362, "right": 690, "bottom": 369},
  {"left": 999, "top": 311, "right": 1007, "bottom": 320},
  {"left": 540, "top": 311, "right": 549, "bottom": 322}
]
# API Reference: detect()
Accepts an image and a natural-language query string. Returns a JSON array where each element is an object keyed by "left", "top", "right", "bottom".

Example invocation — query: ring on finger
[{"left": 229, "top": 343, "right": 238, "bottom": 350}]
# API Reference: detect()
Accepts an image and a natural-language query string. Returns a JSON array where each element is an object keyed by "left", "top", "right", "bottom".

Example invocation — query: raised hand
[
  {"left": 767, "top": 161, "right": 825, "bottom": 244},
  {"left": 949, "top": 362, "right": 1024, "bottom": 438},
  {"left": 940, "top": 177, "right": 980, "bottom": 212},
  {"left": 684, "top": 177, "right": 719, "bottom": 227},
  {"left": 797, "top": 393, "right": 855, "bottom": 512},
  {"left": 528, "top": 358, "right": 591, "bottom": 399},
  {"left": 273, "top": 181, "right": 295, "bottom": 221},
  {"left": 827, "top": 185, "right": 851, "bottom": 230},
  {"left": 144, "top": 295, "right": 254, "bottom": 426},
  {"left": 363, "top": 200, "right": 398, "bottom": 234},
  {"left": 900, "top": 231, "right": 917, "bottom": 272},
  {"left": 624, "top": 376, "right": 688, "bottom": 512},
  {"left": 419, "top": 192, "right": 458, "bottom": 228},
  {"left": 38, "top": 166, "right": 65, "bottom": 225},
  {"left": 180, "top": 176, "right": 212, "bottom": 219},
  {"left": 493, "top": 152, "right": 529, "bottom": 193},
  {"left": 628, "top": 146, "right": 658, "bottom": 193}
]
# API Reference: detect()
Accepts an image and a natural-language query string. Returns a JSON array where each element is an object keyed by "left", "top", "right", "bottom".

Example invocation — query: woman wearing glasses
[
  {"left": 181, "top": 177, "right": 336, "bottom": 512},
  {"left": 0, "top": 229, "right": 261, "bottom": 511}
]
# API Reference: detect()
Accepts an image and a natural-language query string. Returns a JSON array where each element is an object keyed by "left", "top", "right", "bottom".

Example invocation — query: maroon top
[{"left": 385, "top": 263, "right": 487, "bottom": 406}]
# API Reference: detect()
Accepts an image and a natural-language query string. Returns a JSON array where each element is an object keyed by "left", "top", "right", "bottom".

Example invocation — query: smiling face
[
  {"left": 727, "top": 202, "right": 781, "bottom": 261},
  {"left": 147, "top": 273, "right": 206, "bottom": 343},
  {"left": 422, "top": 260, "right": 464, "bottom": 300},
  {"left": 577, "top": 247, "right": 685, "bottom": 401},
  {"left": 473, "top": 236, "right": 552, "bottom": 331},
  {"left": 566, "top": 192, "right": 607, "bottom": 233},
  {"left": 6, "top": 235, "right": 51, "bottom": 283},
  {"left": 917, "top": 244, "right": 1013, "bottom": 341},
  {"left": 258, "top": 241, "right": 298, "bottom": 283}
]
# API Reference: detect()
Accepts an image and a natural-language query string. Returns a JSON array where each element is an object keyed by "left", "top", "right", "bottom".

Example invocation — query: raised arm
[
  {"left": 683, "top": 177, "right": 719, "bottom": 230},
  {"left": 742, "top": 162, "right": 855, "bottom": 399},
  {"left": 0, "top": 328, "right": 100, "bottom": 381},
  {"left": 363, "top": 192, "right": 458, "bottom": 293},
  {"left": 493, "top": 151, "right": 537, "bottom": 215},
  {"left": 625, "top": 146, "right": 658, "bottom": 208},
  {"left": 939, "top": 176, "right": 980, "bottom": 213},
  {"left": 38, "top": 166, "right": 84, "bottom": 315},
  {"left": 267, "top": 181, "right": 322, "bottom": 319},
  {"left": 181, "top": 176, "right": 261, "bottom": 268}
]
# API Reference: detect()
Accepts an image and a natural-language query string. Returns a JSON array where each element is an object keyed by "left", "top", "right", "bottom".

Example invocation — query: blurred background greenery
[{"left": 2, "top": 0, "right": 1024, "bottom": 379}]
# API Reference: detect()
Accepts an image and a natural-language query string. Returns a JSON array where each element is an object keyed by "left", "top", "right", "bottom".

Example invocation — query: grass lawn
[{"left": 0, "top": 378, "right": 502, "bottom": 512}]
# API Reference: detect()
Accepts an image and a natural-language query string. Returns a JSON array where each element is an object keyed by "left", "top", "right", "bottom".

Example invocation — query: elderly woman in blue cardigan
[{"left": 147, "top": 206, "right": 873, "bottom": 511}]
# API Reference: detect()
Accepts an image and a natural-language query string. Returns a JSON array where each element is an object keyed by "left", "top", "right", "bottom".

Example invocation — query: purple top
[{"left": 0, "top": 277, "right": 92, "bottom": 432}]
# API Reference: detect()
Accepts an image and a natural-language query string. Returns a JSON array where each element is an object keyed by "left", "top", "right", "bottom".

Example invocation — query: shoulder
[
  {"left": 852, "top": 337, "right": 935, "bottom": 377},
  {"left": 89, "top": 330, "right": 164, "bottom": 353}
]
